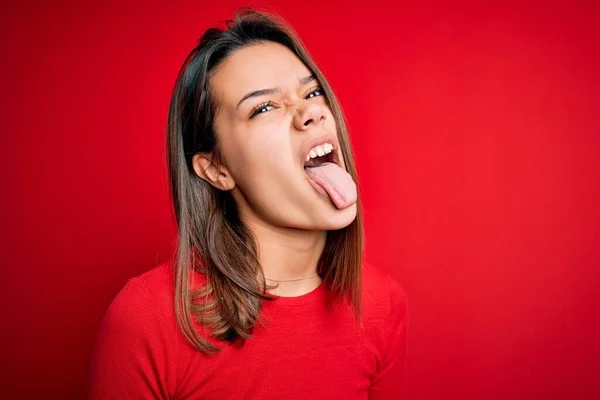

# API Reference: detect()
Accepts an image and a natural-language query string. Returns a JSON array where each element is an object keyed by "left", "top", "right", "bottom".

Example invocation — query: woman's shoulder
[
  {"left": 90, "top": 260, "right": 187, "bottom": 398},
  {"left": 359, "top": 263, "right": 409, "bottom": 390},
  {"left": 360, "top": 262, "right": 408, "bottom": 337},
  {"left": 102, "top": 259, "right": 213, "bottom": 329},
  {"left": 131, "top": 259, "right": 177, "bottom": 298},
  {"left": 100, "top": 260, "right": 177, "bottom": 331},
  {"left": 362, "top": 262, "right": 407, "bottom": 309}
]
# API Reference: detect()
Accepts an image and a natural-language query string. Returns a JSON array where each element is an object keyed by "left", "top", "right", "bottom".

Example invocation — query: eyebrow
[{"left": 236, "top": 74, "right": 317, "bottom": 109}]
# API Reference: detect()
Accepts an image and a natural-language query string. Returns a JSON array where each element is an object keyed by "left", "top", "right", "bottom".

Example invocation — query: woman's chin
[{"left": 312, "top": 201, "right": 357, "bottom": 231}]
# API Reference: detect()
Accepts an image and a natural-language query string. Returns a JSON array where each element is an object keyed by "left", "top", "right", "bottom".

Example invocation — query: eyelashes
[
  {"left": 249, "top": 86, "right": 325, "bottom": 119},
  {"left": 305, "top": 86, "right": 324, "bottom": 100},
  {"left": 249, "top": 101, "right": 275, "bottom": 119}
]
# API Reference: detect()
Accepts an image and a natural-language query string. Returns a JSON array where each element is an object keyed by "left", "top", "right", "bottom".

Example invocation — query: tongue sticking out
[{"left": 304, "top": 162, "right": 357, "bottom": 209}]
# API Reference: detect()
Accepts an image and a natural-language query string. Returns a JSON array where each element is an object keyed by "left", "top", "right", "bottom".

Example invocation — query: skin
[{"left": 192, "top": 41, "right": 357, "bottom": 296}]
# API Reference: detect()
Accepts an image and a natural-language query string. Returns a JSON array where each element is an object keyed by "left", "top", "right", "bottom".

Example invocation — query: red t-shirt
[{"left": 88, "top": 260, "right": 408, "bottom": 399}]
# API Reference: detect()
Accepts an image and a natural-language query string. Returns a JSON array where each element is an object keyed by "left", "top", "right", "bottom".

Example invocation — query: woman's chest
[{"left": 176, "top": 309, "right": 379, "bottom": 399}]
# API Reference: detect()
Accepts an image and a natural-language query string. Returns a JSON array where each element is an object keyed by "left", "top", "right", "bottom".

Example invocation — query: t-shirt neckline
[{"left": 265, "top": 280, "right": 326, "bottom": 307}]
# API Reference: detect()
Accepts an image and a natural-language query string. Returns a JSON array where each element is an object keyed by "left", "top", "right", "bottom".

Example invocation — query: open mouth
[
  {"left": 301, "top": 141, "right": 357, "bottom": 209},
  {"left": 302, "top": 142, "right": 341, "bottom": 169},
  {"left": 302, "top": 141, "right": 343, "bottom": 199}
]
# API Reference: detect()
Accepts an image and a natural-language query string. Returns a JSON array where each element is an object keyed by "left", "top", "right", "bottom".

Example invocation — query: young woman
[{"left": 89, "top": 8, "right": 408, "bottom": 400}]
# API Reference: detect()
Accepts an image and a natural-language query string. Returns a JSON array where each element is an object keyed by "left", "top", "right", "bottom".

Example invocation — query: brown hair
[{"left": 166, "top": 7, "right": 364, "bottom": 354}]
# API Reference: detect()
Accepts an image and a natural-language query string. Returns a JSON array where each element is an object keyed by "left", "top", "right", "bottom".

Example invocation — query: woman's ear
[{"left": 192, "top": 153, "right": 236, "bottom": 191}]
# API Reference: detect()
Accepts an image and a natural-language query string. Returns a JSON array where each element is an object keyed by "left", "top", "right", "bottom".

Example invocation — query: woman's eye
[
  {"left": 305, "top": 87, "right": 324, "bottom": 99},
  {"left": 250, "top": 102, "right": 275, "bottom": 118},
  {"left": 249, "top": 87, "right": 324, "bottom": 119}
]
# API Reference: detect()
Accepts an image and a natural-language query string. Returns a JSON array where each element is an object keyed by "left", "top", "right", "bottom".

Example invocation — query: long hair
[{"left": 166, "top": 8, "right": 364, "bottom": 354}]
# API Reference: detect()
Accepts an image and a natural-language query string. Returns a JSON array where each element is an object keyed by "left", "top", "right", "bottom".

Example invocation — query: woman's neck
[{"left": 241, "top": 213, "right": 326, "bottom": 296}]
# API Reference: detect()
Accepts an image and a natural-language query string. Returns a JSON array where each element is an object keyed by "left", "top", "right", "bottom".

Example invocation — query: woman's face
[{"left": 196, "top": 41, "right": 357, "bottom": 231}]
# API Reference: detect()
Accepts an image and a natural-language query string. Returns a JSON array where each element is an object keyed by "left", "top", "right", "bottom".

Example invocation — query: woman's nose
[{"left": 293, "top": 102, "right": 327, "bottom": 131}]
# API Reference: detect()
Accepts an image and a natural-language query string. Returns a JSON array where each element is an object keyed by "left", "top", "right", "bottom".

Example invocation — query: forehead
[{"left": 210, "top": 41, "right": 312, "bottom": 106}]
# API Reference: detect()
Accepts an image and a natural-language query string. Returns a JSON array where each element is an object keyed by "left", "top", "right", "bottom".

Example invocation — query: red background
[{"left": 1, "top": 1, "right": 599, "bottom": 398}]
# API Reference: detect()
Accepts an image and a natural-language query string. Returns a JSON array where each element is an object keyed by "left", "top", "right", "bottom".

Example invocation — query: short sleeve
[
  {"left": 368, "top": 275, "right": 409, "bottom": 399},
  {"left": 88, "top": 277, "right": 177, "bottom": 400}
]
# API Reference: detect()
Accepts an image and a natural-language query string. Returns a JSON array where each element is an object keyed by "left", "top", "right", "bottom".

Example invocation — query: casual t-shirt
[{"left": 88, "top": 260, "right": 408, "bottom": 399}]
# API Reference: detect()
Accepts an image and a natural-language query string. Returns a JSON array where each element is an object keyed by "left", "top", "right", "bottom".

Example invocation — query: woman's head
[
  {"left": 167, "top": 8, "right": 364, "bottom": 353},
  {"left": 194, "top": 40, "right": 357, "bottom": 230}
]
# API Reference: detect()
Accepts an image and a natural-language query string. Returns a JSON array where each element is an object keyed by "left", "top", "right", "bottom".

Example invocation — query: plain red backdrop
[{"left": 1, "top": 0, "right": 599, "bottom": 398}]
